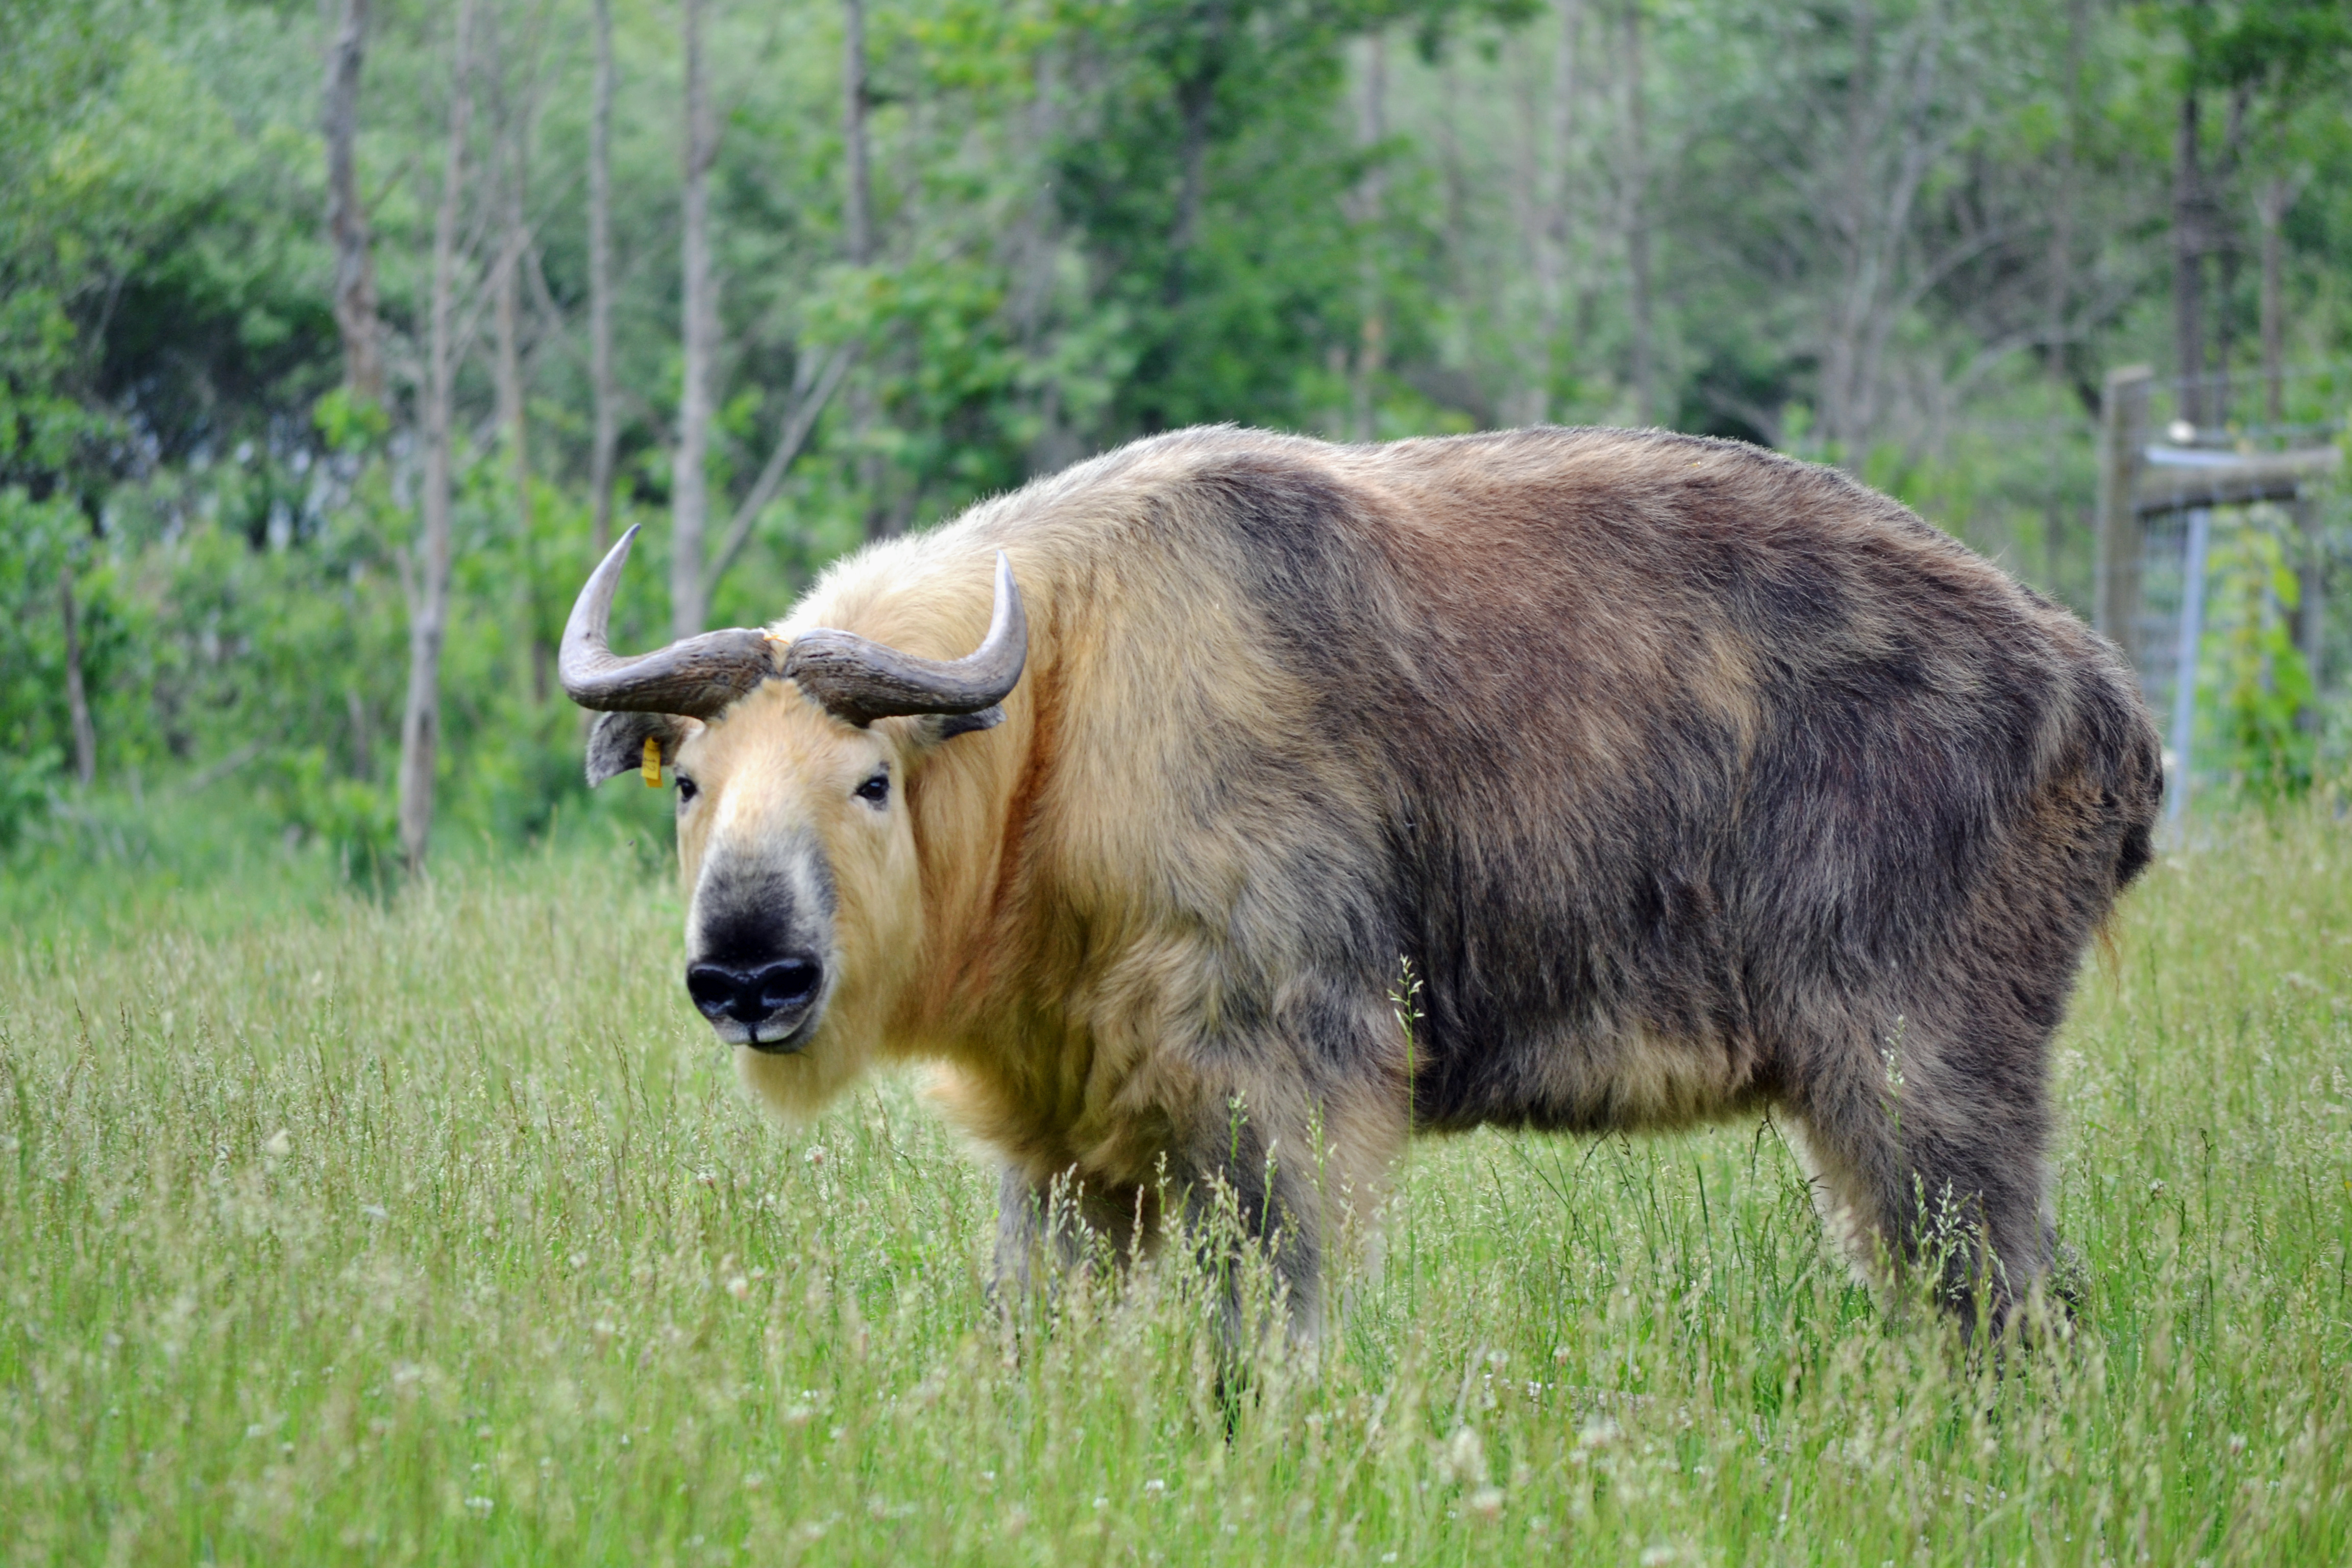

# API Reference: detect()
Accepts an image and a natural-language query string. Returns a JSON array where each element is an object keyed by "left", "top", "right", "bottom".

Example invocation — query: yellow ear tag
[{"left": 642, "top": 736, "right": 663, "bottom": 788}]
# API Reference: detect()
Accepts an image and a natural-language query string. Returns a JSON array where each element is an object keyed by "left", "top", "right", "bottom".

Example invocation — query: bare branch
[{"left": 708, "top": 344, "right": 858, "bottom": 595}]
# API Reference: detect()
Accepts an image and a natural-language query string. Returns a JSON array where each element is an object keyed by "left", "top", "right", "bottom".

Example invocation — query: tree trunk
[
  {"left": 1012, "top": 49, "right": 1076, "bottom": 475},
  {"left": 347, "top": 687, "right": 373, "bottom": 782},
  {"left": 1509, "top": 0, "right": 1578, "bottom": 428},
  {"left": 2172, "top": 87, "right": 2207, "bottom": 431},
  {"left": 60, "top": 565, "right": 95, "bottom": 788},
  {"left": 2211, "top": 87, "right": 2248, "bottom": 428},
  {"left": 671, "top": 0, "right": 718, "bottom": 637},
  {"left": 323, "top": 0, "right": 383, "bottom": 405},
  {"left": 1170, "top": 79, "right": 1214, "bottom": 280},
  {"left": 398, "top": 0, "right": 477, "bottom": 876},
  {"left": 843, "top": 0, "right": 874, "bottom": 266},
  {"left": 589, "top": 0, "right": 617, "bottom": 555},
  {"left": 1540, "top": 0, "right": 1579, "bottom": 423},
  {"left": 1349, "top": 32, "right": 1386, "bottom": 444},
  {"left": 1166, "top": 3, "right": 1228, "bottom": 303},
  {"left": 842, "top": 0, "right": 891, "bottom": 540},
  {"left": 1809, "top": 0, "right": 1955, "bottom": 468},
  {"left": 2041, "top": 0, "right": 2084, "bottom": 595},
  {"left": 1621, "top": 0, "right": 1653, "bottom": 426},
  {"left": 2257, "top": 174, "right": 2294, "bottom": 426},
  {"left": 494, "top": 172, "right": 544, "bottom": 700},
  {"left": 710, "top": 345, "right": 855, "bottom": 596},
  {"left": 488, "top": 6, "right": 547, "bottom": 698},
  {"left": 1438, "top": 49, "right": 1466, "bottom": 313},
  {"left": 1822, "top": 0, "right": 1878, "bottom": 464},
  {"left": 1508, "top": 68, "right": 1543, "bottom": 428}
]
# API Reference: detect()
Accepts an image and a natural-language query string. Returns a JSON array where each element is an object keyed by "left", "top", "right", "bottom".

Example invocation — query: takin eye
[{"left": 854, "top": 770, "right": 890, "bottom": 809}]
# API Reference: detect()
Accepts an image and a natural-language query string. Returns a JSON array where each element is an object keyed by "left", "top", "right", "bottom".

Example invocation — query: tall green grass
[{"left": 3, "top": 808, "right": 2348, "bottom": 1564}]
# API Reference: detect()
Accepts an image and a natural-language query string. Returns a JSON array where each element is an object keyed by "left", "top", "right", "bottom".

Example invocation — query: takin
[{"left": 559, "top": 424, "right": 2162, "bottom": 1335}]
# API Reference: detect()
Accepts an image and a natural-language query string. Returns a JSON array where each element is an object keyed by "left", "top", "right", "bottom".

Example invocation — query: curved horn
[
  {"left": 558, "top": 525, "right": 777, "bottom": 716},
  {"left": 782, "top": 551, "right": 1026, "bottom": 727}
]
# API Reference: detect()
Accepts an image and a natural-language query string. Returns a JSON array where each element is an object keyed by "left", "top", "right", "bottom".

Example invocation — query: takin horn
[
  {"left": 779, "top": 549, "right": 1026, "bottom": 726},
  {"left": 558, "top": 526, "right": 777, "bottom": 717},
  {"left": 558, "top": 526, "right": 1027, "bottom": 727}
]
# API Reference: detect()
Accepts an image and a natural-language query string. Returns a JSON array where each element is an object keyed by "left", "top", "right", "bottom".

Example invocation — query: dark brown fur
[{"left": 642, "top": 425, "right": 2163, "bottom": 1337}]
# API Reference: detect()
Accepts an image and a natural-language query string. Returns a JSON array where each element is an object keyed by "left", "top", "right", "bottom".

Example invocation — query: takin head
[{"left": 558, "top": 526, "right": 1024, "bottom": 1115}]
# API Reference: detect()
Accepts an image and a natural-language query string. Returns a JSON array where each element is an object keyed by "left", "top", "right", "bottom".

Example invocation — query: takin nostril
[
  {"left": 751, "top": 958, "right": 821, "bottom": 1014},
  {"left": 685, "top": 958, "right": 822, "bottom": 1025},
  {"left": 685, "top": 963, "right": 750, "bottom": 1022}
]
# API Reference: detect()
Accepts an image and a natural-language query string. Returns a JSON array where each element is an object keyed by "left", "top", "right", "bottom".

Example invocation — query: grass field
[{"left": 3, "top": 807, "right": 2349, "bottom": 1565}]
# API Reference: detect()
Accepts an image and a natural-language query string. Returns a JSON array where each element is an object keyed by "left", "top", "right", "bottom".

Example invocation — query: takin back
[{"left": 560, "top": 425, "right": 2163, "bottom": 1335}]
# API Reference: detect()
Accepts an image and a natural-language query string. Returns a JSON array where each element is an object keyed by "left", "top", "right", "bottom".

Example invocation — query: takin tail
[{"left": 2086, "top": 649, "right": 2166, "bottom": 981}]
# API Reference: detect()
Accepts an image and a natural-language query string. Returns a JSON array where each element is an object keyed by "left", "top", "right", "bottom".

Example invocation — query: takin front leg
[
  {"left": 990, "top": 1162, "right": 1129, "bottom": 1330},
  {"left": 1160, "top": 1087, "right": 1338, "bottom": 1352},
  {"left": 1783, "top": 1003, "right": 2061, "bottom": 1337}
]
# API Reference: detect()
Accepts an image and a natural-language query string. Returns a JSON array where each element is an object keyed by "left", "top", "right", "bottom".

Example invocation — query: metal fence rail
[{"left": 2096, "top": 362, "right": 2346, "bottom": 827}]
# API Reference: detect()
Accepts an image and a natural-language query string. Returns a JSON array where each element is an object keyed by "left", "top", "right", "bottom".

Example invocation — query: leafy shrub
[
  {"left": 262, "top": 746, "right": 398, "bottom": 886},
  {"left": 0, "top": 743, "right": 59, "bottom": 851},
  {"left": 2201, "top": 513, "right": 2316, "bottom": 802}
]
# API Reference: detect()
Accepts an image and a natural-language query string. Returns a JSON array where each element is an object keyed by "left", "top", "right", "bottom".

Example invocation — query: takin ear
[
  {"left": 907, "top": 705, "right": 1005, "bottom": 750},
  {"left": 584, "top": 710, "right": 702, "bottom": 788}
]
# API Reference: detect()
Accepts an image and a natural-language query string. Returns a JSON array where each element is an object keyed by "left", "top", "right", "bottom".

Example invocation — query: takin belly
[{"left": 1416, "top": 1020, "right": 1775, "bottom": 1137}]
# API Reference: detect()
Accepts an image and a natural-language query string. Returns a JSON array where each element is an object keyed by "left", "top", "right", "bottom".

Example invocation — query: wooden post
[{"left": 2094, "top": 364, "right": 2153, "bottom": 668}]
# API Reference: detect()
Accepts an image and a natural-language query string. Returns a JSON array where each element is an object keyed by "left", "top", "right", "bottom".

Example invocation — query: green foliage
[
  {"left": 313, "top": 386, "right": 393, "bottom": 455},
  {"left": 262, "top": 746, "right": 400, "bottom": 887},
  {"left": 0, "top": 486, "right": 113, "bottom": 838},
  {"left": 1, "top": 0, "right": 2349, "bottom": 882},
  {"left": 2174, "top": 0, "right": 2352, "bottom": 98},
  {"left": 1, "top": 8, "right": 330, "bottom": 500},
  {"left": 0, "top": 491, "right": 72, "bottom": 763},
  {"left": 2201, "top": 513, "right": 2317, "bottom": 801},
  {"left": 0, "top": 745, "right": 60, "bottom": 854}
]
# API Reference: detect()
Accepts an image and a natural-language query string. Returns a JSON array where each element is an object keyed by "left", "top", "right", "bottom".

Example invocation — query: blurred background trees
[{"left": 3, "top": 0, "right": 2348, "bottom": 884}]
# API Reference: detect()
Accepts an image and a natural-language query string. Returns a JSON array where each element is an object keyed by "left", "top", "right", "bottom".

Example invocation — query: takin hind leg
[{"left": 1781, "top": 1004, "right": 2061, "bottom": 1336}]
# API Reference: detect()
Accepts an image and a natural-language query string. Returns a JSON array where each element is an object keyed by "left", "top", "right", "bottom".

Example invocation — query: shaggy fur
[{"left": 607, "top": 425, "right": 2162, "bottom": 1334}]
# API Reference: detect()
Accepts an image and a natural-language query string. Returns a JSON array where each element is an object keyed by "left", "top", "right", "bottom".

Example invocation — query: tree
[
  {"left": 1618, "top": 0, "right": 1653, "bottom": 425},
  {"left": 841, "top": 0, "right": 890, "bottom": 542},
  {"left": 59, "top": 562, "right": 95, "bottom": 787},
  {"left": 398, "top": 0, "right": 482, "bottom": 874},
  {"left": 843, "top": 0, "right": 875, "bottom": 267},
  {"left": 489, "top": 0, "right": 551, "bottom": 698},
  {"left": 2255, "top": 170, "right": 2301, "bottom": 422},
  {"left": 1348, "top": 30, "right": 1389, "bottom": 442},
  {"left": 588, "top": 0, "right": 618, "bottom": 556},
  {"left": 324, "top": 0, "right": 384, "bottom": 406},
  {"left": 671, "top": 0, "right": 719, "bottom": 637},
  {"left": 10, "top": 0, "right": 2352, "bottom": 867},
  {"left": 2169, "top": 0, "right": 2352, "bottom": 427}
]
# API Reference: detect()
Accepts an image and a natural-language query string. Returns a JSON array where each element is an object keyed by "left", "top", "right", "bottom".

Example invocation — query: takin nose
[{"left": 684, "top": 955, "right": 824, "bottom": 1031}]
